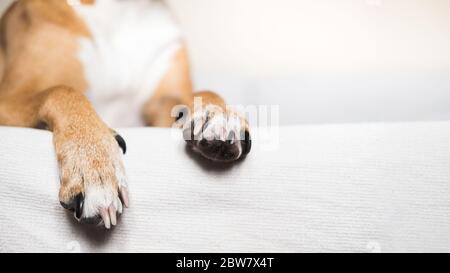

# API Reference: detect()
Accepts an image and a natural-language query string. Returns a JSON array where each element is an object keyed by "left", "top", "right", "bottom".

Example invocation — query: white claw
[
  {"left": 100, "top": 208, "right": 111, "bottom": 229},
  {"left": 193, "top": 117, "right": 203, "bottom": 136},
  {"left": 109, "top": 205, "right": 117, "bottom": 226},
  {"left": 117, "top": 198, "right": 123, "bottom": 214},
  {"left": 119, "top": 187, "right": 130, "bottom": 208}
]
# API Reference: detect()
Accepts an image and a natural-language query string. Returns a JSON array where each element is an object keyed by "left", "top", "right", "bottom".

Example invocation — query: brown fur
[
  {"left": 0, "top": 0, "right": 248, "bottom": 225},
  {"left": 143, "top": 47, "right": 227, "bottom": 127},
  {"left": 0, "top": 1, "right": 128, "bottom": 212}
]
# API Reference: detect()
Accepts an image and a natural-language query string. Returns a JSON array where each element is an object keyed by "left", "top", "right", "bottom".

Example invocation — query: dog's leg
[
  {"left": 143, "top": 47, "right": 251, "bottom": 162},
  {"left": 0, "top": 86, "right": 129, "bottom": 228},
  {"left": 0, "top": 1, "right": 129, "bottom": 228},
  {"left": 143, "top": 47, "right": 193, "bottom": 127}
]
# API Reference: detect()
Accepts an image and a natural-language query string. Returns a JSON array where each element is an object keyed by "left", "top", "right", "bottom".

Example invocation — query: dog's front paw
[
  {"left": 183, "top": 104, "right": 251, "bottom": 162},
  {"left": 56, "top": 128, "right": 129, "bottom": 229}
]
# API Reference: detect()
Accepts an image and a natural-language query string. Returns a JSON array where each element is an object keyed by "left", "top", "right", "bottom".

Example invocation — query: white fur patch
[
  {"left": 82, "top": 185, "right": 122, "bottom": 218},
  {"left": 82, "top": 157, "right": 127, "bottom": 219},
  {"left": 58, "top": 134, "right": 128, "bottom": 220},
  {"left": 191, "top": 104, "right": 245, "bottom": 158},
  {"left": 72, "top": 0, "right": 182, "bottom": 127}
]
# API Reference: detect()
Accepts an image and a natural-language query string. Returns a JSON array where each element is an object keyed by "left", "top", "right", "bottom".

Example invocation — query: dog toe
[
  {"left": 60, "top": 193, "right": 84, "bottom": 220},
  {"left": 184, "top": 106, "right": 251, "bottom": 162},
  {"left": 113, "top": 131, "right": 127, "bottom": 154}
]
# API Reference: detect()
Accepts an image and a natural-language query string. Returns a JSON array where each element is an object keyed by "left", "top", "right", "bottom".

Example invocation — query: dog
[{"left": 0, "top": 0, "right": 251, "bottom": 229}]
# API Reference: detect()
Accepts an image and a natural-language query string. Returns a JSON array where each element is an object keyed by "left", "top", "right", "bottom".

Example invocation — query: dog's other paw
[
  {"left": 56, "top": 128, "right": 129, "bottom": 229},
  {"left": 183, "top": 104, "right": 251, "bottom": 162}
]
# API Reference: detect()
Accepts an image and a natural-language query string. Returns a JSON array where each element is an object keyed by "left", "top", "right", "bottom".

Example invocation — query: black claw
[
  {"left": 60, "top": 193, "right": 84, "bottom": 220},
  {"left": 115, "top": 133, "right": 127, "bottom": 154},
  {"left": 174, "top": 105, "right": 189, "bottom": 124},
  {"left": 175, "top": 111, "right": 184, "bottom": 122},
  {"left": 74, "top": 193, "right": 84, "bottom": 220},
  {"left": 60, "top": 201, "right": 71, "bottom": 210},
  {"left": 183, "top": 120, "right": 195, "bottom": 144},
  {"left": 241, "top": 131, "right": 252, "bottom": 156}
]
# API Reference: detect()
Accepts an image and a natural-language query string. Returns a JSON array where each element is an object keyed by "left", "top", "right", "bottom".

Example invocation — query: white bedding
[{"left": 1, "top": 122, "right": 450, "bottom": 253}]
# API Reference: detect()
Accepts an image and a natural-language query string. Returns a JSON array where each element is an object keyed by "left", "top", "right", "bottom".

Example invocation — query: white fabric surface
[{"left": 1, "top": 122, "right": 450, "bottom": 253}]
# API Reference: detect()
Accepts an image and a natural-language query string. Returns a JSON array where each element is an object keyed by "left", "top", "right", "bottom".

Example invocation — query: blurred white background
[{"left": 1, "top": 0, "right": 450, "bottom": 125}]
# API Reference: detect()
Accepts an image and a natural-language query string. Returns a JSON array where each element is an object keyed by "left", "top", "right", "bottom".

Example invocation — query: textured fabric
[{"left": 0, "top": 122, "right": 450, "bottom": 253}]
